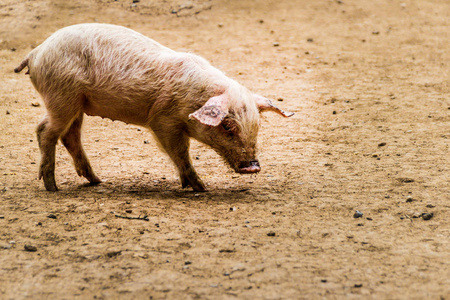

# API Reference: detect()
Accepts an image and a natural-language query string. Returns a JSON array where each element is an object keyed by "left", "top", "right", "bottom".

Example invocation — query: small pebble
[
  {"left": 31, "top": 102, "right": 40, "bottom": 107},
  {"left": 353, "top": 210, "right": 363, "bottom": 218},
  {"left": 426, "top": 204, "right": 435, "bottom": 208},
  {"left": 321, "top": 279, "right": 327, "bottom": 283},
  {"left": 107, "top": 251, "right": 121, "bottom": 257},
  {"left": 230, "top": 207, "right": 236, "bottom": 211},
  {"left": 125, "top": 209, "right": 132, "bottom": 213},
  {"left": 307, "top": 38, "right": 314, "bottom": 42},
  {"left": 24, "top": 245, "right": 37, "bottom": 252},
  {"left": 6, "top": 110, "right": 10, "bottom": 115},
  {"left": 267, "top": 232, "right": 276, "bottom": 237},
  {"left": 47, "top": 213, "right": 57, "bottom": 219},
  {"left": 378, "top": 142, "right": 386, "bottom": 147},
  {"left": 144, "top": 140, "right": 150, "bottom": 144},
  {"left": 184, "top": 261, "right": 192, "bottom": 265},
  {"left": 422, "top": 213, "right": 433, "bottom": 221},
  {"left": 273, "top": 42, "right": 280, "bottom": 47},
  {"left": 354, "top": 283, "right": 363, "bottom": 288},
  {"left": 0, "top": 215, "right": 4, "bottom": 219},
  {"left": 406, "top": 196, "right": 415, "bottom": 203}
]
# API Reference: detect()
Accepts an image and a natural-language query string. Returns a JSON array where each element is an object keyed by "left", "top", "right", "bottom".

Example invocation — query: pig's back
[
  {"left": 29, "top": 23, "right": 173, "bottom": 90},
  {"left": 26, "top": 23, "right": 231, "bottom": 126},
  {"left": 27, "top": 24, "right": 182, "bottom": 125}
]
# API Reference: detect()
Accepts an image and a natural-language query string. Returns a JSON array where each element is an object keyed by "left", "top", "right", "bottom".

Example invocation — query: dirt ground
[{"left": 0, "top": 0, "right": 449, "bottom": 299}]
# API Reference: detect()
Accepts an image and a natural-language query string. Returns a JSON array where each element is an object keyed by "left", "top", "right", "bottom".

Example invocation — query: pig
[{"left": 15, "top": 23, "right": 294, "bottom": 192}]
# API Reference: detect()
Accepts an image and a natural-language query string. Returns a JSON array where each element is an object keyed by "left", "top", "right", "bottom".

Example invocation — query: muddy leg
[
  {"left": 36, "top": 116, "right": 67, "bottom": 191},
  {"left": 151, "top": 125, "right": 206, "bottom": 192},
  {"left": 61, "top": 113, "right": 101, "bottom": 185}
]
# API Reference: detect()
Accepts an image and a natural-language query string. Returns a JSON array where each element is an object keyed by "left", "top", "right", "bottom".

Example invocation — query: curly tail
[{"left": 14, "top": 58, "right": 29, "bottom": 74}]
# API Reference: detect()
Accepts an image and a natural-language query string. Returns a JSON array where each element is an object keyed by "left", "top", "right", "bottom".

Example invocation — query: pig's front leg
[{"left": 150, "top": 123, "right": 206, "bottom": 192}]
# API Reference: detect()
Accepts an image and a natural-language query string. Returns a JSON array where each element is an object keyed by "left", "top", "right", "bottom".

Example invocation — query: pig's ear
[
  {"left": 255, "top": 95, "right": 294, "bottom": 117},
  {"left": 189, "top": 94, "right": 229, "bottom": 126}
]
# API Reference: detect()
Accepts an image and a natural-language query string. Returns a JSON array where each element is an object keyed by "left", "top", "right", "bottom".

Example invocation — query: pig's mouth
[{"left": 237, "top": 160, "right": 261, "bottom": 174}]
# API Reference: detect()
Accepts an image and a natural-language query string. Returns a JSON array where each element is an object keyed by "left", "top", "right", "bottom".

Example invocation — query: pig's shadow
[{"left": 57, "top": 179, "right": 258, "bottom": 203}]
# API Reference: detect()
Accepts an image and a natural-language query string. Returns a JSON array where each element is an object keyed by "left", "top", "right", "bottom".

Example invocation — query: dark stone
[
  {"left": 353, "top": 210, "right": 363, "bottom": 218},
  {"left": 24, "top": 245, "right": 37, "bottom": 252}
]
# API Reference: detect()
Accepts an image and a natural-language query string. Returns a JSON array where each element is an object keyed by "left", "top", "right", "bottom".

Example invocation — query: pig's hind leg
[
  {"left": 36, "top": 114, "right": 72, "bottom": 191},
  {"left": 60, "top": 112, "right": 101, "bottom": 185},
  {"left": 36, "top": 94, "right": 84, "bottom": 191}
]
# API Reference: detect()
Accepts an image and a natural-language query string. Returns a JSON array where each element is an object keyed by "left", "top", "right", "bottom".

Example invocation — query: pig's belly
[{"left": 82, "top": 95, "right": 153, "bottom": 126}]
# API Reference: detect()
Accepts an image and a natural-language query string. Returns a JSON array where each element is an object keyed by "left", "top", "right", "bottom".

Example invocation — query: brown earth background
[{"left": 0, "top": 0, "right": 449, "bottom": 299}]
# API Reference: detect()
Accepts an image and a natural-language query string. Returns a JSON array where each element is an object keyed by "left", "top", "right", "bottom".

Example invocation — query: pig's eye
[{"left": 222, "top": 123, "right": 231, "bottom": 131}]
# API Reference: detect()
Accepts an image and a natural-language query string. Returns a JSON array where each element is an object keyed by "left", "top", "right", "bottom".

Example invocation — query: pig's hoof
[
  {"left": 88, "top": 181, "right": 102, "bottom": 186},
  {"left": 190, "top": 180, "right": 206, "bottom": 192},
  {"left": 181, "top": 177, "right": 206, "bottom": 192},
  {"left": 192, "top": 185, "right": 206, "bottom": 192},
  {"left": 44, "top": 182, "right": 59, "bottom": 192},
  {"left": 88, "top": 176, "right": 102, "bottom": 185},
  {"left": 42, "top": 173, "right": 58, "bottom": 191}
]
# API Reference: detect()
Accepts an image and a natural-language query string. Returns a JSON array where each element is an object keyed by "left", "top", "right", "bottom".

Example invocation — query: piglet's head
[{"left": 188, "top": 92, "right": 294, "bottom": 174}]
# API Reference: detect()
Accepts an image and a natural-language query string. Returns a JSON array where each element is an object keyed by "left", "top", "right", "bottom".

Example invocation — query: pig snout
[{"left": 237, "top": 160, "right": 261, "bottom": 174}]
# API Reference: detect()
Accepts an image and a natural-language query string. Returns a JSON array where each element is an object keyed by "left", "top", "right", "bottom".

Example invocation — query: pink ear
[
  {"left": 255, "top": 95, "right": 294, "bottom": 117},
  {"left": 189, "top": 93, "right": 229, "bottom": 126}
]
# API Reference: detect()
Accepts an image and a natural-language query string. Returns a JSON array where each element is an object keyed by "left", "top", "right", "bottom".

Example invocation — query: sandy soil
[{"left": 0, "top": 0, "right": 449, "bottom": 299}]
